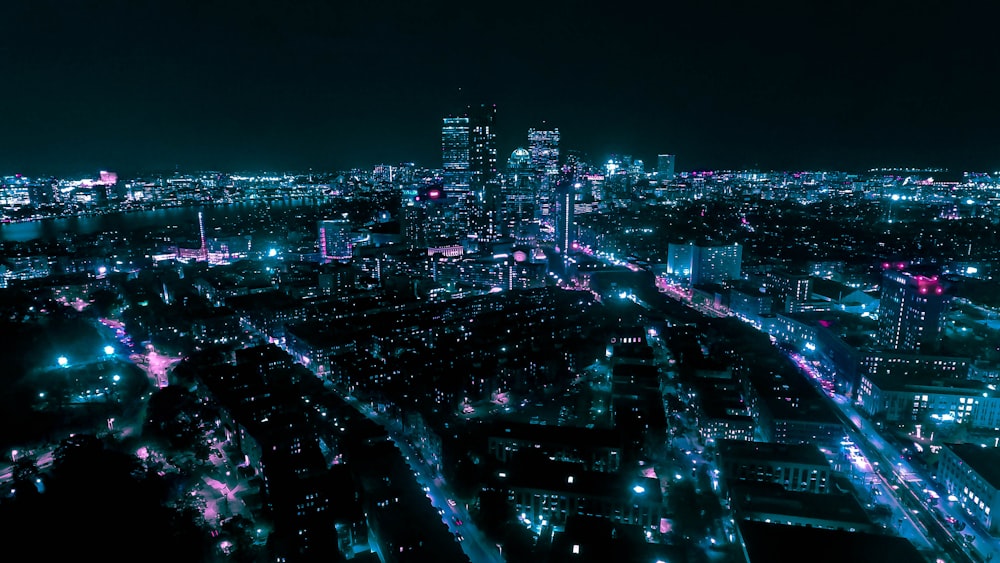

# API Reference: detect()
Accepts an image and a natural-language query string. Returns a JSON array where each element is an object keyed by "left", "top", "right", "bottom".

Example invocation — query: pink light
[{"left": 429, "top": 190, "right": 440, "bottom": 198}]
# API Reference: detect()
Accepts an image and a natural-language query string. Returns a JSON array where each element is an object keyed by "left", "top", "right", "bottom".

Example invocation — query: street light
[
  {"left": 57, "top": 356, "right": 68, "bottom": 368},
  {"left": 104, "top": 345, "right": 115, "bottom": 356}
]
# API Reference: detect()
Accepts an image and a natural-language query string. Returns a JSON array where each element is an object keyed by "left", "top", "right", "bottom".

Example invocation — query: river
[{"left": 0, "top": 199, "right": 341, "bottom": 243}]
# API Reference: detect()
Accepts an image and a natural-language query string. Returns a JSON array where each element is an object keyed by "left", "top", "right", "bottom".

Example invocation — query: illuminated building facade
[
  {"left": 441, "top": 115, "right": 470, "bottom": 193},
  {"left": 666, "top": 242, "right": 742, "bottom": 286},
  {"left": 716, "top": 439, "right": 832, "bottom": 495},
  {"left": 319, "top": 219, "right": 353, "bottom": 262},
  {"left": 469, "top": 104, "right": 498, "bottom": 190},
  {"left": 936, "top": 443, "right": 1000, "bottom": 533},
  {"left": 555, "top": 183, "right": 575, "bottom": 255},
  {"left": 877, "top": 268, "right": 950, "bottom": 354},
  {"left": 656, "top": 154, "right": 675, "bottom": 181},
  {"left": 528, "top": 127, "right": 560, "bottom": 177}
]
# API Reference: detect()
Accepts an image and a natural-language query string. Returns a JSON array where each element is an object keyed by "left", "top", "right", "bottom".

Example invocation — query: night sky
[{"left": 2, "top": 1, "right": 999, "bottom": 176}]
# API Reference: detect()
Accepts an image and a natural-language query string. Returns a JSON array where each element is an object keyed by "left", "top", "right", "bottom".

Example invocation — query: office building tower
[
  {"left": 666, "top": 242, "right": 695, "bottom": 279},
  {"left": 469, "top": 103, "right": 498, "bottom": 189},
  {"left": 318, "top": 219, "right": 353, "bottom": 262},
  {"left": 691, "top": 243, "right": 741, "bottom": 285},
  {"left": 657, "top": 154, "right": 675, "bottom": 181},
  {"left": 442, "top": 115, "right": 471, "bottom": 192},
  {"left": 504, "top": 148, "right": 536, "bottom": 240},
  {"left": 555, "top": 182, "right": 576, "bottom": 256},
  {"left": 877, "top": 268, "right": 950, "bottom": 354},
  {"left": 668, "top": 242, "right": 742, "bottom": 286},
  {"left": 507, "top": 147, "right": 531, "bottom": 171},
  {"left": 199, "top": 211, "right": 208, "bottom": 262},
  {"left": 528, "top": 127, "right": 560, "bottom": 177}
]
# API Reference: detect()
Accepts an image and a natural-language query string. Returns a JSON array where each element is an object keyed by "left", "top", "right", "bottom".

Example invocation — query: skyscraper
[
  {"left": 318, "top": 219, "right": 353, "bottom": 262},
  {"left": 877, "top": 268, "right": 950, "bottom": 354},
  {"left": 504, "top": 148, "right": 536, "bottom": 240},
  {"left": 555, "top": 182, "right": 575, "bottom": 256},
  {"left": 528, "top": 127, "right": 560, "bottom": 177},
  {"left": 468, "top": 104, "right": 498, "bottom": 189},
  {"left": 198, "top": 211, "right": 208, "bottom": 262},
  {"left": 442, "top": 115, "right": 471, "bottom": 192},
  {"left": 657, "top": 154, "right": 675, "bottom": 181}
]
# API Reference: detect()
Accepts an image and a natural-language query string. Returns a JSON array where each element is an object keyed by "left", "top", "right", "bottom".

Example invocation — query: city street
[{"left": 334, "top": 386, "right": 504, "bottom": 563}]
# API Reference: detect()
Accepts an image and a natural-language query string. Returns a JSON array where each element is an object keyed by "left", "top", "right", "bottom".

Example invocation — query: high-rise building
[
  {"left": 668, "top": 242, "right": 742, "bottom": 286},
  {"left": 442, "top": 115, "right": 471, "bottom": 192},
  {"left": 469, "top": 104, "right": 498, "bottom": 189},
  {"left": 504, "top": 148, "right": 536, "bottom": 240},
  {"left": 318, "top": 219, "right": 353, "bottom": 262},
  {"left": 657, "top": 154, "right": 675, "bottom": 181},
  {"left": 691, "top": 243, "right": 741, "bottom": 285},
  {"left": 528, "top": 127, "right": 560, "bottom": 177},
  {"left": 555, "top": 182, "right": 576, "bottom": 256},
  {"left": 877, "top": 268, "right": 950, "bottom": 354}
]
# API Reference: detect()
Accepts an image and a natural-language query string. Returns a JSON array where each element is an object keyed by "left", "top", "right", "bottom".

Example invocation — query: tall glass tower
[
  {"left": 442, "top": 115, "right": 471, "bottom": 193},
  {"left": 469, "top": 104, "right": 498, "bottom": 189},
  {"left": 528, "top": 127, "right": 560, "bottom": 177}
]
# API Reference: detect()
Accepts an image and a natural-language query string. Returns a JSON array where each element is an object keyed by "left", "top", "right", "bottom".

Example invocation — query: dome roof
[{"left": 508, "top": 147, "right": 531, "bottom": 170}]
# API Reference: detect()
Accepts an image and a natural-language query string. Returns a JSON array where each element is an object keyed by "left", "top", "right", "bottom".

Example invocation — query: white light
[
  {"left": 268, "top": 248, "right": 277, "bottom": 257},
  {"left": 104, "top": 345, "right": 115, "bottom": 355},
  {"left": 57, "top": 356, "right": 68, "bottom": 367},
  {"left": 633, "top": 485, "right": 645, "bottom": 494}
]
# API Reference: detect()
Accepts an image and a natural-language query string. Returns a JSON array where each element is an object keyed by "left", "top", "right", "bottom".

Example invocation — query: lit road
[
  {"left": 332, "top": 387, "right": 502, "bottom": 563},
  {"left": 0, "top": 449, "right": 55, "bottom": 485},
  {"left": 832, "top": 394, "right": 1000, "bottom": 563},
  {"left": 577, "top": 247, "right": 1000, "bottom": 560},
  {"left": 792, "top": 359, "right": 992, "bottom": 563}
]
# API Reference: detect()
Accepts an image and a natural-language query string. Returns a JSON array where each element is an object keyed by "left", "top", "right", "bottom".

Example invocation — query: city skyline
[{"left": 2, "top": 2, "right": 1000, "bottom": 176}]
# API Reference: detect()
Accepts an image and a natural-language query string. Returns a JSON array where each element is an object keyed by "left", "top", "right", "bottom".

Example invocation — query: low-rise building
[
  {"left": 716, "top": 439, "right": 832, "bottom": 495},
  {"left": 936, "top": 443, "right": 1000, "bottom": 533}
]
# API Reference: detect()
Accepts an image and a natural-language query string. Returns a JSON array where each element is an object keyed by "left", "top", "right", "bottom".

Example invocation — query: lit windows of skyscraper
[
  {"left": 555, "top": 182, "right": 576, "bottom": 256},
  {"left": 657, "top": 154, "right": 675, "bottom": 182},
  {"left": 507, "top": 147, "right": 531, "bottom": 172},
  {"left": 528, "top": 126, "right": 560, "bottom": 178},
  {"left": 668, "top": 241, "right": 742, "bottom": 286},
  {"left": 504, "top": 148, "right": 536, "bottom": 241},
  {"left": 318, "top": 219, "right": 353, "bottom": 262},
  {"left": 469, "top": 103, "right": 498, "bottom": 189},
  {"left": 877, "top": 267, "right": 950, "bottom": 354},
  {"left": 442, "top": 115, "right": 471, "bottom": 191}
]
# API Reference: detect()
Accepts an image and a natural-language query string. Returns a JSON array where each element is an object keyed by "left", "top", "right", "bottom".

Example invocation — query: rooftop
[
  {"left": 737, "top": 519, "right": 925, "bottom": 563},
  {"left": 729, "top": 482, "right": 872, "bottom": 526},
  {"left": 717, "top": 439, "right": 830, "bottom": 467},
  {"left": 943, "top": 443, "right": 1000, "bottom": 491}
]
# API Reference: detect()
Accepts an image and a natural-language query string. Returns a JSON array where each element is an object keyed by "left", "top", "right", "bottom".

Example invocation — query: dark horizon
[{"left": 3, "top": 1, "right": 1000, "bottom": 177}]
